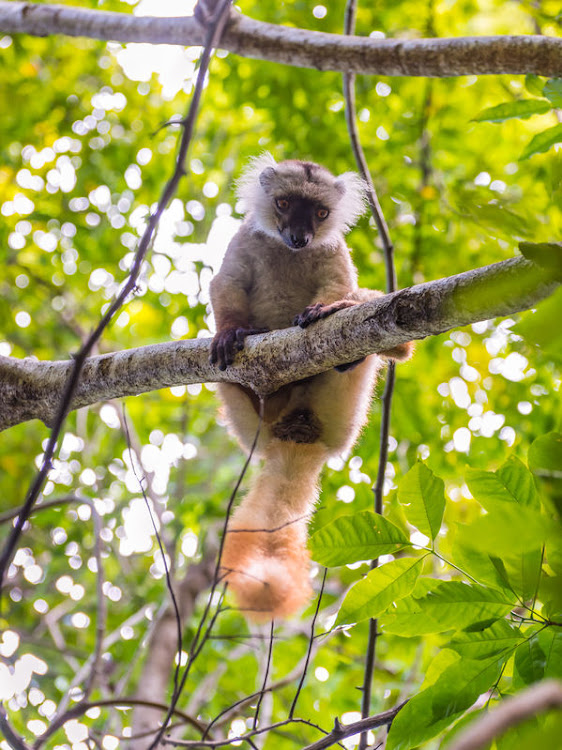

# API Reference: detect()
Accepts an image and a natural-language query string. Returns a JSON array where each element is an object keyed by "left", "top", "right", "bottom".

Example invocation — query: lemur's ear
[
  {"left": 259, "top": 167, "right": 277, "bottom": 193},
  {"left": 332, "top": 172, "right": 368, "bottom": 231}
]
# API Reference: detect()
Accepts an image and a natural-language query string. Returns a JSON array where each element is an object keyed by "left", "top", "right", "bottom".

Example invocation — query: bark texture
[
  {"left": 131, "top": 554, "right": 217, "bottom": 749},
  {"left": 0, "top": 2, "right": 561, "bottom": 77},
  {"left": 1, "top": 256, "right": 558, "bottom": 432}
]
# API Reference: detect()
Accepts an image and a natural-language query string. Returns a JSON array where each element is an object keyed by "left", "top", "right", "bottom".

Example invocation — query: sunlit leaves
[
  {"left": 447, "top": 620, "right": 524, "bottom": 660},
  {"left": 543, "top": 78, "right": 562, "bottom": 108},
  {"left": 386, "top": 656, "right": 505, "bottom": 750},
  {"left": 397, "top": 462, "right": 445, "bottom": 542},
  {"left": 520, "top": 124, "right": 562, "bottom": 160},
  {"left": 519, "top": 241, "right": 562, "bottom": 277},
  {"left": 1, "top": 1, "right": 561, "bottom": 746},
  {"left": 310, "top": 510, "right": 409, "bottom": 567},
  {"left": 528, "top": 432, "right": 562, "bottom": 479},
  {"left": 382, "top": 581, "right": 514, "bottom": 636},
  {"left": 472, "top": 77, "right": 562, "bottom": 160},
  {"left": 456, "top": 502, "right": 551, "bottom": 558},
  {"left": 336, "top": 556, "right": 424, "bottom": 625},
  {"left": 514, "top": 629, "right": 548, "bottom": 686},
  {"left": 516, "top": 289, "right": 562, "bottom": 362},
  {"left": 473, "top": 99, "right": 551, "bottom": 123},
  {"left": 466, "top": 456, "right": 539, "bottom": 509}
]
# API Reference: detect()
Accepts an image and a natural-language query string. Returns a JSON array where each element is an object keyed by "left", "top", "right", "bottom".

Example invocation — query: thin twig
[
  {"left": 161, "top": 707, "right": 403, "bottom": 749},
  {"left": 289, "top": 568, "right": 327, "bottom": 719},
  {"left": 200, "top": 632, "right": 318, "bottom": 739},
  {"left": 47, "top": 498, "right": 107, "bottom": 724},
  {"left": 83, "top": 500, "right": 106, "bottom": 700},
  {"left": 122, "top": 406, "right": 184, "bottom": 702},
  {"left": 342, "top": 3, "right": 398, "bottom": 747},
  {"left": 0, "top": 495, "right": 82, "bottom": 524},
  {"left": 0, "top": 704, "right": 32, "bottom": 750},
  {"left": 0, "top": 1, "right": 230, "bottom": 606},
  {"left": 148, "top": 391, "right": 263, "bottom": 748},
  {"left": 31, "top": 698, "right": 205, "bottom": 750},
  {"left": 253, "top": 620, "right": 275, "bottom": 730}
]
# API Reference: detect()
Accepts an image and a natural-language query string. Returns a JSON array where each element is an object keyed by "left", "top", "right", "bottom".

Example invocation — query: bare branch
[
  {"left": 342, "top": 3, "right": 397, "bottom": 743},
  {"left": 1, "top": 256, "right": 558, "bottom": 433},
  {"left": 300, "top": 703, "right": 406, "bottom": 750},
  {"left": 0, "top": 2, "right": 561, "bottom": 77},
  {"left": 130, "top": 554, "right": 217, "bottom": 749},
  {"left": 0, "top": 705, "right": 32, "bottom": 750},
  {"left": 289, "top": 568, "right": 327, "bottom": 719},
  {"left": 449, "top": 680, "right": 562, "bottom": 750},
  {"left": 0, "top": 0, "right": 232, "bottom": 614},
  {"left": 30, "top": 698, "right": 205, "bottom": 750},
  {"left": 160, "top": 706, "right": 404, "bottom": 749}
]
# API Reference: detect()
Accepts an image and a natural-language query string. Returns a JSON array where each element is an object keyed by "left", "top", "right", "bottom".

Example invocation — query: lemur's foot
[
  {"left": 272, "top": 408, "right": 322, "bottom": 444},
  {"left": 293, "top": 300, "right": 356, "bottom": 328},
  {"left": 210, "top": 326, "right": 269, "bottom": 370}
]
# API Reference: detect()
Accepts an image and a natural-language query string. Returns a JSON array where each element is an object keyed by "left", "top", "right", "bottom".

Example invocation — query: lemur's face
[
  {"left": 271, "top": 195, "right": 330, "bottom": 250},
  {"left": 257, "top": 162, "right": 346, "bottom": 252}
]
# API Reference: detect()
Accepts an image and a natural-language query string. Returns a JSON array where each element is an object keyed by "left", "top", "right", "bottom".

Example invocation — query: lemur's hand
[
  {"left": 210, "top": 327, "right": 269, "bottom": 370},
  {"left": 293, "top": 300, "right": 357, "bottom": 329}
]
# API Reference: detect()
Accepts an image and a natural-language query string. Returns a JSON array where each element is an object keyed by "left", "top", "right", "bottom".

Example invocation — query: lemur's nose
[{"left": 290, "top": 234, "right": 309, "bottom": 248}]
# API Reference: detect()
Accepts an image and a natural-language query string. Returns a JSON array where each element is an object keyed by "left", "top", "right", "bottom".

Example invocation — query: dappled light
[{"left": 0, "top": 0, "right": 560, "bottom": 748}]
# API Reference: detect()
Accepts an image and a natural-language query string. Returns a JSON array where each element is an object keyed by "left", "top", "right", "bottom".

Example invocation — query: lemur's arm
[{"left": 209, "top": 241, "right": 267, "bottom": 370}]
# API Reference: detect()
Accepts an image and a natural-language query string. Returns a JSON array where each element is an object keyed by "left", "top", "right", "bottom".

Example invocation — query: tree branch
[
  {"left": 449, "top": 680, "right": 562, "bottom": 750},
  {"left": 1, "top": 2, "right": 561, "bottom": 77},
  {"left": 1, "top": 255, "right": 558, "bottom": 433},
  {"left": 131, "top": 553, "right": 218, "bottom": 749}
]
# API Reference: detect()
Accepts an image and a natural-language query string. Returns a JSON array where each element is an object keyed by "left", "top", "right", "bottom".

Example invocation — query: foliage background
[{"left": 0, "top": 0, "right": 560, "bottom": 748}]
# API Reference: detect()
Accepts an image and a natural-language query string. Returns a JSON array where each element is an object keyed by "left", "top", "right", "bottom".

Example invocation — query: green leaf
[
  {"left": 453, "top": 526, "right": 543, "bottom": 601},
  {"left": 466, "top": 457, "right": 538, "bottom": 510},
  {"left": 540, "top": 573, "right": 562, "bottom": 620},
  {"left": 397, "top": 462, "right": 445, "bottom": 541},
  {"left": 382, "top": 581, "right": 513, "bottom": 636},
  {"left": 543, "top": 78, "right": 562, "bottom": 108},
  {"left": 457, "top": 503, "right": 551, "bottom": 558},
  {"left": 448, "top": 620, "right": 524, "bottom": 659},
  {"left": 498, "top": 712, "right": 562, "bottom": 750},
  {"left": 386, "top": 657, "right": 504, "bottom": 750},
  {"left": 452, "top": 541, "right": 516, "bottom": 594},
  {"left": 309, "top": 510, "right": 409, "bottom": 567},
  {"left": 516, "top": 288, "right": 562, "bottom": 362},
  {"left": 519, "top": 241, "right": 562, "bottom": 277},
  {"left": 473, "top": 99, "right": 551, "bottom": 123},
  {"left": 538, "top": 628, "right": 562, "bottom": 679},
  {"left": 528, "top": 432, "right": 562, "bottom": 479},
  {"left": 336, "top": 556, "right": 424, "bottom": 625},
  {"left": 520, "top": 123, "right": 562, "bottom": 159},
  {"left": 514, "top": 631, "right": 546, "bottom": 686},
  {"left": 525, "top": 74, "right": 546, "bottom": 97}
]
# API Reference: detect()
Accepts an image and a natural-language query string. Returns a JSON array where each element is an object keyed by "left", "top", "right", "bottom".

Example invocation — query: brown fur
[{"left": 210, "top": 157, "right": 413, "bottom": 620}]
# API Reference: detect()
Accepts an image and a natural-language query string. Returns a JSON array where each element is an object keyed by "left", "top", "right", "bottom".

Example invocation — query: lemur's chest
[{"left": 247, "top": 251, "right": 345, "bottom": 330}]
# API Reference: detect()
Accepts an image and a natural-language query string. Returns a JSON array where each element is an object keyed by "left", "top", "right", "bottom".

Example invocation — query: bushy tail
[{"left": 220, "top": 440, "right": 328, "bottom": 621}]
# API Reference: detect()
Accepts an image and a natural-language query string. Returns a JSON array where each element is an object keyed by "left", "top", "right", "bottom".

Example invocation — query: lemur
[{"left": 209, "top": 154, "right": 411, "bottom": 621}]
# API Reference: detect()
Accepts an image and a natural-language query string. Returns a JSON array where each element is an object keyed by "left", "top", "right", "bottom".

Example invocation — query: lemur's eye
[
  {"left": 317, "top": 208, "right": 329, "bottom": 220},
  {"left": 276, "top": 198, "right": 290, "bottom": 210}
]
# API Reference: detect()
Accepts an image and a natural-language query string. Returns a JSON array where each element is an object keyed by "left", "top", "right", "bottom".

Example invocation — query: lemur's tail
[{"left": 220, "top": 440, "right": 327, "bottom": 621}]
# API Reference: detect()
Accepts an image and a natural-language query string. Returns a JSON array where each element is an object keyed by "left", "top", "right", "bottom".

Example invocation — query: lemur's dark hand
[
  {"left": 210, "top": 327, "right": 269, "bottom": 370},
  {"left": 293, "top": 300, "right": 357, "bottom": 329}
]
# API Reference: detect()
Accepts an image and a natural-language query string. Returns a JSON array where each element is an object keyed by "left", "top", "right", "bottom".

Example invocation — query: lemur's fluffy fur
[
  {"left": 237, "top": 153, "right": 368, "bottom": 246},
  {"left": 210, "top": 155, "right": 411, "bottom": 621}
]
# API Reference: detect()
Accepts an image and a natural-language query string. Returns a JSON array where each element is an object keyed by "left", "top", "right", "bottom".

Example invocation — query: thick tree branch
[
  {"left": 1, "top": 2, "right": 561, "bottom": 77},
  {"left": 1, "top": 256, "right": 558, "bottom": 433},
  {"left": 449, "top": 680, "right": 562, "bottom": 750}
]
